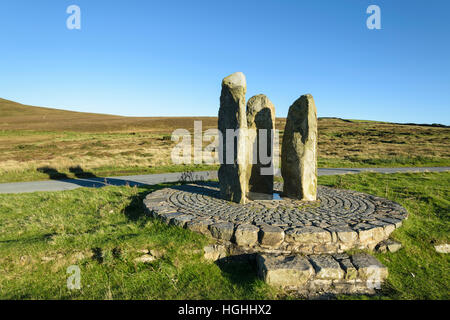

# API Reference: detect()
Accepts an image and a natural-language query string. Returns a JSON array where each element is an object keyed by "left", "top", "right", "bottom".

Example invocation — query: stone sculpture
[
  {"left": 281, "top": 94, "right": 318, "bottom": 201},
  {"left": 246, "top": 94, "right": 275, "bottom": 195},
  {"left": 218, "top": 72, "right": 248, "bottom": 203},
  {"left": 218, "top": 72, "right": 318, "bottom": 203}
]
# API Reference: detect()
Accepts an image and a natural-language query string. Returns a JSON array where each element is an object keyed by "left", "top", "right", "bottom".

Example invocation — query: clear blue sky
[{"left": 1, "top": 0, "right": 449, "bottom": 124}]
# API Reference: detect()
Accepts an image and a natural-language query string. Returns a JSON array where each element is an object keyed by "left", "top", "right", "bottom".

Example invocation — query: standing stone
[
  {"left": 218, "top": 72, "right": 248, "bottom": 203},
  {"left": 246, "top": 94, "right": 275, "bottom": 195},
  {"left": 281, "top": 94, "right": 318, "bottom": 201}
]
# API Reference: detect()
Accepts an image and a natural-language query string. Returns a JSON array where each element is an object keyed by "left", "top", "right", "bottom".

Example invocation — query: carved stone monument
[
  {"left": 144, "top": 74, "right": 408, "bottom": 296},
  {"left": 246, "top": 94, "right": 275, "bottom": 195},
  {"left": 218, "top": 72, "right": 248, "bottom": 204},
  {"left": 281, "top": 94, "right": 318, "bottom": 201}
]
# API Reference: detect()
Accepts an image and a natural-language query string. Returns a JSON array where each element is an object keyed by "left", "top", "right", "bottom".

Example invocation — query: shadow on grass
[
  {"left": 0, "top": 232, "right": 56, "bottom": 244},
  {"left": 215, "top": 254, "right": 263, "bottom": 292},
  {"left": 37, "top": 166, "right": 69, "bottom": 180},
  {"left": 68, "top": 165, "right": 97, "bottom": 178}
]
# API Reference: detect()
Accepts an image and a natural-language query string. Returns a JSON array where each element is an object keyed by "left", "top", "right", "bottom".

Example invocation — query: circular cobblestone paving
[{"left": 144, "top": 182, "right": 408, "bottom": 254}]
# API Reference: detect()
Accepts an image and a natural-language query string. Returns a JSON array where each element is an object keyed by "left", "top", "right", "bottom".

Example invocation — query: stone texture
[
  {"left": 371, "top": 226, "right": 386, "bottom": 243},
  {"left": 160, "top": 212, "right": 183, "bottom": 224},
  {"left": 327, "top": 225, "right": 358, "bottom": 243},
  {"left": 134, "top": 254, "right": 156, "bottom": 264},
  {"left": 353, "top": 223, "right": 374, "bottom": 243},
  {"left": 203, "top": 244, "right": 227, "bottom": 261},
  {"left": 149, "top": 249, "right": 165, "bottom": 258},
  {"left": 257, "top": 254, "right": 314, "bottom": 287},
  {"left": 209, "top": 222, "right": 235, "bottom": 241},
  {"left": 379, "top": 217, "right": 403, "bottom": 229},
  {"left": 308, "top": 255, "right": 344, "bottom": 280},
  {"left": 387, "top": 241, "right": 400, "bottom": 252},
  {"left": 350, "top": 253, "right": 388, "bottom": 281},
  {"left": 234, "top": 224, "right": 259, "bottom": 246},
  {"left": 170, "top": 214, "right": 194, "bottom": 228},
  {"left": 281, "top": 94, "right": 318, "bottom": 201},
  {"left": 186, "top": 218, "right": 213, "bottom": 236},
  {"left": 257, "top": 253, "right": 388, "bottom": 295},
  {"left": 245, "top": 94, "right": 275, "bottom": 195},
  {"left": 434, "top": 243, "right": 450, "bottom": 254},
  {"left": 333, "top": 254, "right": 358, "bottom": 280},
  {"left": 258, "top": 224, "right": 285, "bottom": 247},
  {"left": 383, "top": 223, "right": 396, "bottom": 237},
  {"left": 218, "top": 72, "right": 248, "bottom": 204},
  {"left": 285, "top": 226, "right": 331, "bottom": 244},
  {"left": 376, "top": 239, "right": 402, "bottom": 253}
]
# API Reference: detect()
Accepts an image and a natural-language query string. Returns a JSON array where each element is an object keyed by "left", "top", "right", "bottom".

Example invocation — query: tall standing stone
[
  {"left": 218, "top": 72, "right": 248, "bottom": 204},
  {"left": 281, "top": 94, "right": 317, "bottom": 201},
  {"left": 246, "top": 94, "right": 275, "bottom": 195}
]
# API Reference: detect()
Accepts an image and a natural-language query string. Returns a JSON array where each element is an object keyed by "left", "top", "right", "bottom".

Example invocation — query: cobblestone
[{"left": 143, "top": 182, "right": 408, "bottom": 254}]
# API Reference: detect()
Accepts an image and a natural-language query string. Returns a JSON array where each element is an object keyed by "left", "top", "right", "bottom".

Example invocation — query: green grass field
[{"left": 1, "top": 172, "right": 448, "bottom": 299}]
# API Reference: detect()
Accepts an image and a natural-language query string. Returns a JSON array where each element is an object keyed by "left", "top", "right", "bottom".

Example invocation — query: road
[{"left": 0, "top": 167, "right": 448, "bottom": 194}]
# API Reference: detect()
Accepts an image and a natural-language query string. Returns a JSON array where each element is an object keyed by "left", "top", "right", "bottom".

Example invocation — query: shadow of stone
[
  {"left": 123, "top": 189, "right": 152, "bottom": 221},
  {"left": 214, "top": 254, "right": 261, "bottom": 291},
  {"left": 37, "top": 165, "right": 149, "bottom": 188},
  {"left": 122, "top": 184, "right": 177, "bottom": 222},
  {"left": 0, "top": 232, "right": 56, "bottom": 244},
  {"left": 37, "top": 166, "right": 69, "bottom": 180},
  {"left": 69, "top": 165, "right": 97, "bottom": 178},
  {"left": 170, "top": 182, "right": 222, "bottom": 199},
  {"left": 216, "top": 253, "right": 256, "bottom": 264}
]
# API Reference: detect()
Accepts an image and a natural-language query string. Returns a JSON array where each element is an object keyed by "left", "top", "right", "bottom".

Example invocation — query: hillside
[{"left": 0, "top": 98, "right": 217, "bottom": 133}]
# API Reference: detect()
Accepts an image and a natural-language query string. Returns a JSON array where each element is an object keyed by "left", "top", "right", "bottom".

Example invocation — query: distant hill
[{"left": 0, "top": 98, "right": 217, "bottom": 133}]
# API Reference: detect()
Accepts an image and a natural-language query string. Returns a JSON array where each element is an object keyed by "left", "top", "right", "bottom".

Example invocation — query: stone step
[{"left": 256, "top": 252, "right": 388, "bottom": 296}]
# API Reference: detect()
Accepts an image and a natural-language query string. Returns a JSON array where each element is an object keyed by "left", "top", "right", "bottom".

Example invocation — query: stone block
[
  {"left": 170, "top": 214, "right": 194, "bottom": 228},
  {"left": 186, "top": 218, "right": 213, "bottom": 236},
  {"left": 257, "top": 254, "right": 315, "bottom": 287},
  {"left": 371, "top": 226, "right": 386, "bottom": 243},
  {"left": 203, "top": 244, "right": 227, "bottom": 261},
  {"left": 209, "top": 222, "right": 235, "bottom": 241},
  {"left": 383, "top": 223, "right": 396, "bottom": 236},
  {"left": 308, "top": 255, "right": 344, "bottom": 280},
  {"left": 379, "top": 217, "right": 403, "bottom": 229},
  {"left": 353, "top": 223, "right": 374, "bottom": 243},
  {"left": 350, "top": 253, "right": 388, "bottom": 281},
  {"left": 333, "top": 254, "right": 358, "bottom": 280},
  {"left": 234, "top": 224, "right": 259, "bottom": 246},
  {"left": 435, "top": 243, "right": 450, "bottom": 254},
  {"left": 160, "top": 212, "right": 183, "bottom": 225},
  {"left": 376, "top": 239, "right": 402, "bottom": 253},
  {"left": 258, "top": 224, "right": 285, "bottom": 247},
  {"left": 285, "top": 226, "right": 331, "bottom": 244},
  {"left": 327, "top": 225, "right": 358, "bottom": 243}
]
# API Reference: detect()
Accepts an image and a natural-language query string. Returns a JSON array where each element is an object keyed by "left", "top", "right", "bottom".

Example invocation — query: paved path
[{"left": 0, "top": 167, "right": 448, "bottom": 194}]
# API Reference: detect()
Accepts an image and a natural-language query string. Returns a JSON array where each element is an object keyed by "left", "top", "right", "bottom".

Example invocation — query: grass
[
  {"left": 0, "top": 172, "right": 448, "bottom": 299},
  {"left": 1, "top": 98, "right": 449, "bottom": 183}
]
